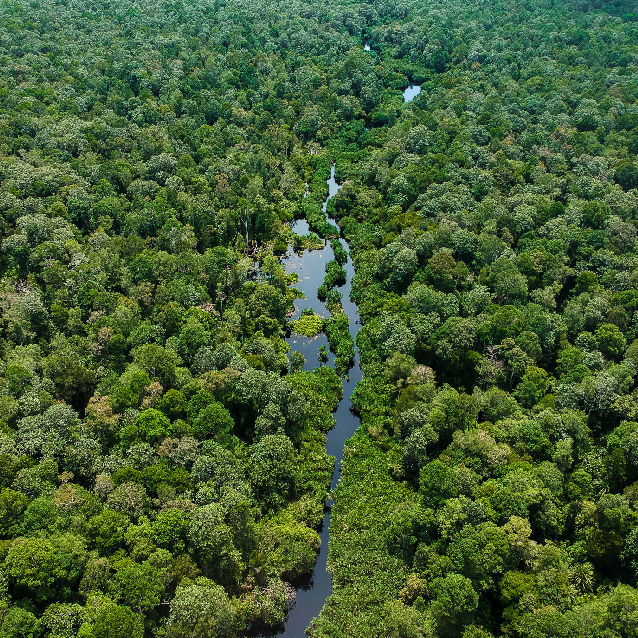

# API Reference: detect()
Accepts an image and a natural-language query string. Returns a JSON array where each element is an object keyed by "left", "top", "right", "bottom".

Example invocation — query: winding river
[
  {"left": 258, "top": 165, "right": 362, "bottom": 637},
  {"left": 266, "top": 87, "right": 421, "bottom": 631}
]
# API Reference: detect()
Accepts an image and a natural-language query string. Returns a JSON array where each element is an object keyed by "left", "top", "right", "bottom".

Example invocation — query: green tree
[
  {"left": 106, "top": 483, "right": 148, "bottom": 521},
  {"left": 0, "top": 489, "right": 30, "bottom": 538},
  {"left": 42, "top": 355, "right": 96, "bottom": 408},
  {"left": 41, "top": 603, "right": 83, "bottom": 638},
  {"left": 431, "top": 573, "right": 479, "bottom": 635},
  {"left": 0, "top": 607, "right": 41, "bottom": 638},
  {"left": 192, "top": 402, "right": 235, "bottom": 442},
  {"left": 250, "top": 435, "right": 296, "bottom": 511},
  {"left": 152, "top": 509, "right": 191, "bottom": 554},
  {"left": 89, "top": 604, "right": 144, "bottom": 638},
  {"left": 615, "top": 161, "right": 638, "bottom": 191},
  {"left": 446, "top": 523, "right": 514, "bottom": 591},
  {"left": 5, "top": 538, "right": 66, "bottom": 601},
  {"left": 166, "top": 580, "right": 234, "bottom": 638},
  {"left": 158, "top": 389, "right": 187, "bottom": 420},
  {"left": 86, "top": 510, "right": 131, "bottom": 556},
  {"left": 131, "top": 345, "right": 180, "bottom": 387},
  {"left": 595, "top": 323, "right": 627, "bottom": 362},
  {"left": 113, "top": 561, "right": 164, "bottom": 613},
  {"left": 188, "top": 505, "right": 241, "bottom": 585},
  {"left": 419, "top": 460, "right": 459, "bottom": 506},
  {"left": 120, "top": 409, "right": 172, "bottom": 447}
]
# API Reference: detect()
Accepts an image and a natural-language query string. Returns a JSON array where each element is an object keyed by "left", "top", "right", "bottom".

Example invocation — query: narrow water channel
[
  {"left": 260, "top": 164, "right": 362, "bottom": 636},
  {"left": 259, "top": 82, "right": 423, "bottom": 636}
]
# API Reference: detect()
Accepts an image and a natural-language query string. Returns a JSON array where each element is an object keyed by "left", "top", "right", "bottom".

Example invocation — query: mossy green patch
[{"left": 289, "top": 310, "right": 325, "bottom": 337}]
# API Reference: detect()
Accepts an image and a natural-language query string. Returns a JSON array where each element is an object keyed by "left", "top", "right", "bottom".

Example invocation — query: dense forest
[{"left": 1, "top": 0, "right": 638, "bottom": 636}]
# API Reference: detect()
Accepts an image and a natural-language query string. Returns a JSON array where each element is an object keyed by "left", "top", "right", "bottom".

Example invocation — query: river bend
[{"left": 259, "top": 165, "right": 361, "bottom": 637}]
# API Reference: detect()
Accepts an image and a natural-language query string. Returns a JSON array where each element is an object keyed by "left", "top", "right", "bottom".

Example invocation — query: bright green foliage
[
  {"left": 166, "top": 580, "right": 234, "bottom": 638},
  {"left": 323, "top": 260, "right": 347, "bottom": 290},
  {"left": 0, "top": 607, "right": 41, "bottom": 638},
  {"left": 257, "top": 515, "right": 321, "bottom": 579},
  {"left": 113, "top": 562, "right": 164, "bottom": 613},
  {"left": 0, "top": 489, "right": 30, "bottom": 538},
  {"left": 86, "top": 511, "right": 131, "bottom": 556},
  {"left": 120, "top": 409, "right": 172, "bottom": 446},
  {"left": 0, "top": 0, "right": 638, "bottom": 635},
  {"left": 325, "top": 311, "right": 355, "bottom": 375},
  {"left": 191, "top": 403, "right": 235, "bottom": 442},
  {"left": 420, "top": 460, "right": 459, "bottom": 507},
  {"left": 41, "top": 602, "right": 84, "bottom": 638},
  {"left": 86, "top": 604, "right": 145, "bottom": 638},
  {"left": 5, "top": 538, "right": 66, "bottom": 601},
  {"left": 152, "top": 509, "right": 191, "bottom": 554},
  {"left": 290, "top": 310, "right": 325, "bottom": 337},
  {"left": 250, "top": 435, "right": 297, "bottom": 511},
  {"left": 430, "top": 574, "right": 479, "bottom": 633}
]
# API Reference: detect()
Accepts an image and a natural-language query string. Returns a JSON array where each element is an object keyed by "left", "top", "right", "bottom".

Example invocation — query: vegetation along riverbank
[{"left": 1, "top": 0, "right": 638, "bottom": 636}]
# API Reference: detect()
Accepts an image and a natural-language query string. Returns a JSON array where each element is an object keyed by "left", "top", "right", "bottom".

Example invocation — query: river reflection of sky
[
  {"left": 257, "top": 167, "right": 362, "bottom": 638},
  {"left": 403, "top": 84, "right": 421, "bottom": 102}
]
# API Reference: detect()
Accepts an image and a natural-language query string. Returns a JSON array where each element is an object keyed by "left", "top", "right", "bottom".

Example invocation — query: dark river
[
  {"left": 259, "top": 164, "right": 362, "bottom": 636},
  {"left": 257, "top": 71, "right": 424, "bottom": 637}
]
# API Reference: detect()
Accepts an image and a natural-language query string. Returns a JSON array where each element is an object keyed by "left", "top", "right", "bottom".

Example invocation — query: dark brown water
[{"left": 259, "top": 165, "right": 362, "bottom": 637}]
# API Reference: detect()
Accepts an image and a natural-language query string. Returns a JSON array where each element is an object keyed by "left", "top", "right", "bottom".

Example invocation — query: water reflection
[
  {"left": 290, "top": 217, "right": 310, "bottom": 238},
  {"left": 259, "top": 164, "right": 362, "bottom": 637},
  {"left": 322, "top": 163, "right": 342, "bottom": 212},
  {"left": 403, "top": 84, "right": 421, "bottom": 102}
]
